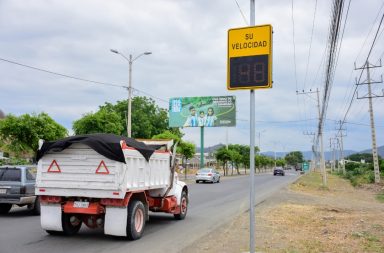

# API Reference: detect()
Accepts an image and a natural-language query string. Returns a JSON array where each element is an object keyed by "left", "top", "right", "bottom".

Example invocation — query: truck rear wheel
[
  {"left": 62, "top": 213, "right": 82, "bottom": 235},
  {"left": 0, "top": 204, "right": 12, "bottom": 214},
  {"left": 127, "top": 200, "right": 146, "bottom": 240},
  {"left": 174, "top": 191, "right": 188, "bottom": 220}
]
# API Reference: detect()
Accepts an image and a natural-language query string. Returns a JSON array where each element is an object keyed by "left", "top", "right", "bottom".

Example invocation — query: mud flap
[
  {"left": 40, "top": 203, "right": 63, "bottom": 231},
  {"left": 104, "top": 206, "right": 128, "bottom": 236}
]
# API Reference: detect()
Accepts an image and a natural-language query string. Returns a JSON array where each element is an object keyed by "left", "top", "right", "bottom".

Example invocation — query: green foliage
[
  {"left": 339, "top": 162, "right": 375, "bottom": 186},
  {"left": 276, "top": 158, "right": 286, "bottom": 167},
  {"left": 178, "top": 141, "right": 195, "bottom": 161},
  {"left": 152, "top": 130, "right": 182, "bottom": 144},
  {"left": 73, "top": 108, "right": 124, "bottom": 135},
  {"left": 0, "top": 113, "right": 67, "bottom": 157},
  {"left": 0, "top": 157, "right": 31, "bottom": 166},
  {"left": 215, "top": 147, "right": 232, "bottom": 164},
  {"left": 73, "top": 97, "right": 181, "bottom": 139},
  {"left": 346, "top": 153, "right": 382, "bottom": 164},
  {"left": 285, "top": 151, "right": 304, "bottom": 166}
]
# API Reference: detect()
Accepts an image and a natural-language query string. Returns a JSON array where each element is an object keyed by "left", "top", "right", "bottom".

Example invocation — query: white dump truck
[{"left": 35, "top": 134, "right": 188, "bottom": 240}]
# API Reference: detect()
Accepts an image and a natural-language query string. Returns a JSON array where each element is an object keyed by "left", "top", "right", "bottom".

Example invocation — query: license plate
[
  {"left": 0, "top": 189, "right": 6, "bottom": 194},
  {"left": 73, "top": 201, "right": 89, "bottom": 208}
]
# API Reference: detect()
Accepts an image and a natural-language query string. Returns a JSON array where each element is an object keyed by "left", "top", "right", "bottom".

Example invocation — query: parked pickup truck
[
  {"left": 35, "top": 134, "right": 188, "bottom": 240},
  {"left": 0, "top": 166, "right": 40, "bottom": 214}
]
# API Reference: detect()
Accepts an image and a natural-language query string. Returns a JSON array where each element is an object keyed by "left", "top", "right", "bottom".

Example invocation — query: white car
[{"left": 195, "top": 168, "right": 220, "bottom": 183}]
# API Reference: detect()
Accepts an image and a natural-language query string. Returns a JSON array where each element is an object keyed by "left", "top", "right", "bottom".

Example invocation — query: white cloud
[{"left": 0, "top": 0, "right": 383, "bottom": 152}]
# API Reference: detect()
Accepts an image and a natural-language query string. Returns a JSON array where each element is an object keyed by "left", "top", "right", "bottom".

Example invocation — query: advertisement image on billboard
[{"left": 169, "top": 96, "right": 236, "bottom": 128}]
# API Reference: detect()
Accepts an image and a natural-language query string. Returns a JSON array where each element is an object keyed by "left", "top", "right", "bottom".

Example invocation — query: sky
[{"left": 0, "top": 0, "right": 383, "bottom": 153}]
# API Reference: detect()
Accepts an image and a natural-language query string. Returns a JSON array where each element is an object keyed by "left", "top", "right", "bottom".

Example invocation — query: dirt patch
[{"left": 182, "top": 172, "right": 384, "bottom": 253}]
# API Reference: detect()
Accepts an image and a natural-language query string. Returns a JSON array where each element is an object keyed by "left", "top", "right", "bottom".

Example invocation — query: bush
[
  {"left": 340, "top": 162, "right": 376, "bottom": 187},
  {"left": 0, "top": 157, "right": 31, "bottom": 166}
]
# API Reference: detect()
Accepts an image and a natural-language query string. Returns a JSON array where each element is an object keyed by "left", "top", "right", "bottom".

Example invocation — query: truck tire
[
  {"left": 0, "top": 204, "right": 12, "bottom": 214},
  {"left": 127, "top": 200, "right": 146, "bottom": 240},
  {"left": 62, "top": 213, "right": 82, "bottom": 235},
  {"left": 174, "top": 191, "right": 188, "bottom": 220}
]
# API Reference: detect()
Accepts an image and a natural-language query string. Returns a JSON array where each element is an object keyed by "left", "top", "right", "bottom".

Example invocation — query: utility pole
[
  {"left": 336, "top": 120, "right": 346, "bottom": 174},
  {"left": 355, "top": 60, "right": 383, "bottom": 183},
  {"left": 304, "top": 131, "right": 316, "bottom": 171},
  {"left": 329, "top": 137, "right": 334, "bottom": 172},
  {"left": 297, "top": 88, "right": 326, "bottom": 186}
]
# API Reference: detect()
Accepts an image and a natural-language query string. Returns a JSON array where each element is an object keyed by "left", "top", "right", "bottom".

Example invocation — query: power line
[
  {"left": 337, "top": 3, "right": 384, "bottom": 120},
  {"left": 303, "top": 0, "right": 318, "bottom": 91},
  {"left": 338, "top": 10, "right": 384, "bottom": 130},
  {"left": 0, "top": 56, "right": 167, "bottom": 105},
  {"left": 234, "top": 0, "right": 249, "bottom": 26},
  {"left": 0, "top": 57, "right": 126, "bottom": 89}
]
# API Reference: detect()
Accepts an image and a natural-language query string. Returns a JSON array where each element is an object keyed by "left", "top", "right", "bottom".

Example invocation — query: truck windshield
[{"left": 0, "top": 168, "right": 21, "bottom": 182}]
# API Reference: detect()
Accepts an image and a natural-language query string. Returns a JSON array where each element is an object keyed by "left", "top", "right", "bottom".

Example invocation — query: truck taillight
[
  {"left": 208, "top": 173, "right": 212, "bottom": 176},
  {"left": 40, "top": 195, "right": 62, "bottom": 203}
]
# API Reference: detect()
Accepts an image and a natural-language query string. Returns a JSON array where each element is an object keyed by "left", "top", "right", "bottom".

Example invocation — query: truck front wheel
[
  {"left": 127, "top": 200, "right": 146, "bottom": 240},
  {"left": 174, "top": 191, "right": 188, "bottom": 220}
]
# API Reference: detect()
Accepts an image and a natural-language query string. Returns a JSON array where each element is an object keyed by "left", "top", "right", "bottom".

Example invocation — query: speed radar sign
[{"left": 227, "top": 25, "right": 273, "bottom": 90}]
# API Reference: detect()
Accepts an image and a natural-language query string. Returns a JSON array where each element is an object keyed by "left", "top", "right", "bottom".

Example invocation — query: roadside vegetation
[
  {"left": 184, "top": 172, "right": 384, "bottom": 253},
  {"left": 335, "top": 153, "right": 384, "bottom": 187}
]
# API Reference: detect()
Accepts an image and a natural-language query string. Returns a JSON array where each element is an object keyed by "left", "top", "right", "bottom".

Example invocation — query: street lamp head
[
  {"left": 110, "top": 49, "right": 119, "bottom": 54},
  {"left": 144, "top": 52, "right": 152, "bottom": 55}
]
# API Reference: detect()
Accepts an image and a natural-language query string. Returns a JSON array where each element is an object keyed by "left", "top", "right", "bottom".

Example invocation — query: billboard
[{"left": 169, "top": 96, "right": 236, "bottom": 127}]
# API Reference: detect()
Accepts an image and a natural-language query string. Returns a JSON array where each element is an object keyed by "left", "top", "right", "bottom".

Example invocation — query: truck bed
[{"left": 36, "top": 143, "right": 171, "bottom": 199}]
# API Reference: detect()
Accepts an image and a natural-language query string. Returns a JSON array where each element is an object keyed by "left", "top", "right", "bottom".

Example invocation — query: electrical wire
[
  {"left": 0, "top": 56, "right": 167, "bottom": 105},
  {"left": 338, "top": 11, "right": 384, "bottom": 133},
  {"left": 234, "top": 0, "right": 249, "bottom": 26},
  {"left": 303, "top": 0, "right": 318, "bottom": 91}
]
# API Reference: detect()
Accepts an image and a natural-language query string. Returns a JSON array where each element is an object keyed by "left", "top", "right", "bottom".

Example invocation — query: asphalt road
[{"left": 0, "top": 171, "right": 299, "bottom": 253}]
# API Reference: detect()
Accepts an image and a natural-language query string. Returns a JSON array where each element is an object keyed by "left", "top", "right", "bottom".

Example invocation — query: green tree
[
  {"left": 0, "top": 113, "right": 67, "bottom": 158},
  {"left": 346, "top": 153, "right": 382, "bottom": 164},
  {"left": 152, "top": 130, "right": 182, "bottom": 144},
  {"left": 73, "top": 108, "right": 124, "bottom": 135},
  {"left": 74, "top": 97, "right": 181, "bottom": 139},
  {"left": 101, "top": 97, "right": 181, "bottom": 138},
  {"left": 215, "top": 147, "right": 233, "bottom": 176},
  {"left": 178, "top": 142, "right": 195, "bottom": 170},
  {"left": 276, "top": 158, "right": 286, "bottom": 167},
  {"left": 285, "top": 151, "right": 304, "bottom": 167}
]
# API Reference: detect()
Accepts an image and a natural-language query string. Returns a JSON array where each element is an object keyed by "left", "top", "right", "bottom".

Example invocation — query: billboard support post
[{"left": 200, "top": 126, "right": 204, "bottom": 168}]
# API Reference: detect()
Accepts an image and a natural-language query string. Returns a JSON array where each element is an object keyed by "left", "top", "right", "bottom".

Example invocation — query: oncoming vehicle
[
  {"left": 195, "top": 168, "right": 220, "bottom": 183},
  {"left": 0, "top": 166, "right": 40, "bottom": 215},
  {"left": 273, "top": 167, "right": 285, "bottom": 176}
]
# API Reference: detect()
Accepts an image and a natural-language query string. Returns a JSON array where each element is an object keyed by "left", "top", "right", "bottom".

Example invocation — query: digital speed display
[
  {"left": 227, "top": 25, "right": 272, "bottom": 90},
  {"left": 229, "top": 55, "right": 269, "bottom": 88}
]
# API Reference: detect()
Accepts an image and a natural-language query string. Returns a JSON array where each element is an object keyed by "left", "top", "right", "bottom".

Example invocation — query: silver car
[
  {"left": 0, "top": 166, "right": 40, "bottom": 215},
  {"left": 195, "top": 168, "right": 220, "bottom": 183}
]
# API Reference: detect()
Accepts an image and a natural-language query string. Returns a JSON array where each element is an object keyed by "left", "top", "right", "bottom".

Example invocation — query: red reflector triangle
[
  {"left": 96, "top": 160, "right": 110, "bottom": 174},
  {"left": 48, "top": 160, "right": 61, "bottom": 173}
]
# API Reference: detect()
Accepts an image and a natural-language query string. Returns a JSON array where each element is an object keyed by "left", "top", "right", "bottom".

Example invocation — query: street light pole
[
  {"left": 128, "top": 54, "right": 132, "bottom": 138},
  {"left": 110, "top": 49, "right": 152, "bottom": 138}
]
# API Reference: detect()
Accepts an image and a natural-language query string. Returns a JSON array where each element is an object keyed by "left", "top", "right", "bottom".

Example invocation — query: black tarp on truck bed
[{"left": 36, "top": 133, "right": 163, "bottom": 163}]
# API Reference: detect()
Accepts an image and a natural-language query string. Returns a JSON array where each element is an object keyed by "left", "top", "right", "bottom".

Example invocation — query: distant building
[{"left": 0, "top": 109, "right": 5, "bottom": 119}]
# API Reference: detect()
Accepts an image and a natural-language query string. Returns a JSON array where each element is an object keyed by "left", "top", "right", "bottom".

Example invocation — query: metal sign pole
[
  {"left": 200, "top": 126, "right": 204, "bottom": 168},
  {"left": 249, "top": 2, "right": 256, "bottom": 253}
]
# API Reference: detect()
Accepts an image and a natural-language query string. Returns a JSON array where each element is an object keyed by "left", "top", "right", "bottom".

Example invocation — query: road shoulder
[{"left": 182, "top": 172, "right": 384, "bottom": 253}]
